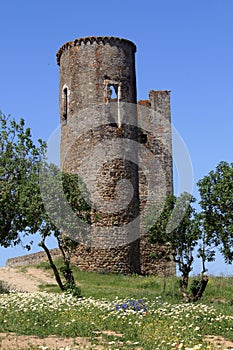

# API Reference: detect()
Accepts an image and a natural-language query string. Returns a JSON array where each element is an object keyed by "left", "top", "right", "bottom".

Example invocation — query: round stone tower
[
  {"left": 57, "top": 36, "right": 137, "bottom": 110},
  {"left": 57, "top": 36, "right": 141, "bottom": 274}
]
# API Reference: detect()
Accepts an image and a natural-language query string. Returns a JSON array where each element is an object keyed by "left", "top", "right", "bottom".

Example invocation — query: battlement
[
  {"left": 56, "top": 36, "right": 137, "bottom": 65},
  {"left": 57, "top": 35, "right": 174, "bottom": 276}
]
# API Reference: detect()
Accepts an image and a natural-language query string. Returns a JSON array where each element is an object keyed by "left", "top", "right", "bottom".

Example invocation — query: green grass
[
  {"left": 36, "top": 259, "right": 233, "bottom": 305},
  {"left": 0, "top": 259, "right": 232, "bottom": 349},
  {"left": 36, "top": 258, "right": 182, "bottom": 301}
]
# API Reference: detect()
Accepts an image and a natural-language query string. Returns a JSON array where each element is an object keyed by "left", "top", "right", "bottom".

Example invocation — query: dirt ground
[
  {"left": 204, "top": 335, "right": 233, "bottom": 349},
  {"left": 0, "top": 267, "right": 232, "bottom": 349},
  {"left": 0, "top": 267, "right": 117, "bottom": 349},
  {"left": 0, "top": 266, "right": 56, "bottom": 292},
  {"left": 0, "top": 332, "right": 105, "bottom": 349}
]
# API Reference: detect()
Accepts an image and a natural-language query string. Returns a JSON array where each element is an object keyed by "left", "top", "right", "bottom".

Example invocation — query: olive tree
[
  {"left": 147, "top": 193, "right": 209, "bottom": 302},
  {"left": 0, "top": 112, "right": 45, "bottom": 247},
  {"left": 0, "top": 112, "right": 91, "bottom": 293},
  {"left": 197, "top": 161, "right": 233, "bottom": 264}
]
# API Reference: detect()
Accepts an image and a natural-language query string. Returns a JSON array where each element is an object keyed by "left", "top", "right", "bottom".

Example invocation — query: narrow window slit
[{"left": 63, "top": 87, "right": 68, "bottom": 121}]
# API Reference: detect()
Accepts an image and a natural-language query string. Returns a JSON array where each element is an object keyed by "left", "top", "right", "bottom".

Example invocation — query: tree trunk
[
  {"left": 57, "top": 236, "right": 76, "bottom": 288},
  {"left": 63, "top": 262, "right": 75, "bottom": 287},
  {"left": 192, "top": 275, "right": 209, "bottom": 301},
  {"left": 179, "top": 286, "right": 191, "bottom": 303},
  {"left": 40, "top": 238, "right": 65, "bottom": 291},
  {"left": 178, "top": 263, "right": 192, "bottom": 302}
]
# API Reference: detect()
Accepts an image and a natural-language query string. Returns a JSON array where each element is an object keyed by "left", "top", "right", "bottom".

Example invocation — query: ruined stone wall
[
  {"left": 6, "top": 249, "right": 61, "bottom": 268},
  {"left": 138, "top": 90, "right": 174, "bottom": 275},
  {"left": 57, "top": 36, "right": 141, "bottom": 274},
  {"left": 57, "top": 36, "right": 175, "bottom": 276}
]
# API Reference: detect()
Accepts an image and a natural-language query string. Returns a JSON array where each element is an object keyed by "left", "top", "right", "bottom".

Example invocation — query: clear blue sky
[{"left": 0, "top": 0, "right": 232, "bottom": 274}]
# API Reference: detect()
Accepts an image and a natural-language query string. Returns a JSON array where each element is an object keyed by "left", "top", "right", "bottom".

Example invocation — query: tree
[
  {"left": 0, "top": 112, "right": 45, "bottom": 247},
  {"left": 147, "top": 193, "right": 209, "bottom": 302},
  {"left": 18, "top": 158, "right": 91, "bottom": 293},
  {"left": 0, "top": 112, "right": 91, "bottom": 294},
  {"left": 35, "top": 163, "right": 91, "bottom": 293},
  {"left": 197, "top": 161, "right": 233, "bottom": 264}
]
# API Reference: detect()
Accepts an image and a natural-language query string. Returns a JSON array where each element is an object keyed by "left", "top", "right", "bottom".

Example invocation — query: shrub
[{"left": 0, "top": 280, "right": 10, "bottom": 294}]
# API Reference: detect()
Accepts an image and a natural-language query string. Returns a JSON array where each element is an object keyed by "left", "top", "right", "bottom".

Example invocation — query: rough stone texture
[
  {"left": 138, "top": 90, "right": 174, "bottom": 275},
  {"left": 6, "top": 249, "right": 61, "bottom": 268},
  {"left": 58, "top": 36, "right": 140, "bottom": 274},
  {"left": 57, "top": 36, "right": 175, "bottom": 276}
]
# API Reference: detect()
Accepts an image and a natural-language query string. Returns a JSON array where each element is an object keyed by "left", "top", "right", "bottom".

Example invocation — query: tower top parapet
[{"left": 56, "top": 36, "right": 137, "bottom": 65}]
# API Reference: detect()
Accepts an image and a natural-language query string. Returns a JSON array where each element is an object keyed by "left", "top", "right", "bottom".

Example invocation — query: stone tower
[{"left": 57, "top": 36, "right": 175, "bottom": 276}]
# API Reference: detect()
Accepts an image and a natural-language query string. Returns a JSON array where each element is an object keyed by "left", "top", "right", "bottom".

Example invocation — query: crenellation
[
  {"left": 57, "top": 36, "right": 174, "bottom": 276},
  {"left": 57, "top": 36, "right": 136, "bottom": 66},
  {"left": 7, "top": 37, "right": 175, "bottom": 277}
]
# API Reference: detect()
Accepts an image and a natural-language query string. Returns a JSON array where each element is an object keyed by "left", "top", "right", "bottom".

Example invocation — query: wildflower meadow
[{"left": 0, "top": 281, "right": 232, "bottom": 350}]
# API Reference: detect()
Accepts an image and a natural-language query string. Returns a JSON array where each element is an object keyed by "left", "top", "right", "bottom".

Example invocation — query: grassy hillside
[
  {"left": 0, "top": 259, "right": 232, "bottom": 350},
  {"left": 36, "top": 258, "right": 233, "bottom": 305}
]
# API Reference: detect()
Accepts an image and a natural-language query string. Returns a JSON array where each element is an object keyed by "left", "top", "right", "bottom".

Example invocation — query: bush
[
  {"left": 0, "top": 280, "right": 10, "bottom": 294},
  {"left": 64, "top": 285, "right": 82, "bottom": 298}
]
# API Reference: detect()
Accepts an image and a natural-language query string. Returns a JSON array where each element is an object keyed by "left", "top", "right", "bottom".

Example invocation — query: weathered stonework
[
  {"left": 6, "top": 249, "right": 61, "bottom": 268},
  {"left": 57, "top": 36, "right": 175, "bottom": 276},
  {"left": 138, "top": 90, "right": 174, "bottom": 275}
]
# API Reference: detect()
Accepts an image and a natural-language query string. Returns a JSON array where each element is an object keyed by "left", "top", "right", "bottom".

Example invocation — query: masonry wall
[
  {"left": 57, "top": 36, "right": 141, "bottom": 274},
  {"left": 6, "top": 249, "right": 61, "bottom": 268},
  {"left": 138, "top": 90, "right": 174, "bottom": 275},
  {"left": 56, "top": 36, "right": 175, "bottom": 276},
  {"left": 57, "top": 36, "right": 137, "bottom": 166}
]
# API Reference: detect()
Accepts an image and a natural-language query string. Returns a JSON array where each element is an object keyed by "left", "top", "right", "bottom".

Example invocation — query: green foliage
[
  {"left": 197, "top": 161, "right": 233, "bottom": 264},
  {"left": 64, "top": 285, "right": 82, "bottom": 298},
  {"left": 38, "top": 166, "right": 92, "bottom": 293},
  {"left": 0, "top": 280, "right": 10, "bottom": 294},
  {"left": 146, "top": 193, "right": 212, "bottom": 301},
  {"left": 190, "top": 277, "right": 202, "bottom": 296},
  {"left": 38, "top": 163, "right": 92, "bottom": 241},
  {"left": 0, "top": 111, "right": 91, "bottom": 294},
  {"left": 147, "top": 194, "right": 199, "bottom": 273},
  {"left": 0, "top": 112, "right": 46, "bottom": 247},
  {"left": 0, "top": 111, "right": 91, "bottom": 243}
]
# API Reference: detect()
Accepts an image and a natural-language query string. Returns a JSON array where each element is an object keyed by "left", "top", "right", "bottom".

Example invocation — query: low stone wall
[{"left": 6, "top": 248, "right": 61, "bottom": 268}]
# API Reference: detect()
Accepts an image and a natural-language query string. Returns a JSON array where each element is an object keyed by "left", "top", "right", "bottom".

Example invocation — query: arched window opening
[
  {"left": 104, "top": 80, "right": 122, "bottom": 127},
  {"left": 62, "top": 86, "right": 68, "bottom": 122},
  {"left": 104, "top": 79, "right": 121, "bottom": 104}
]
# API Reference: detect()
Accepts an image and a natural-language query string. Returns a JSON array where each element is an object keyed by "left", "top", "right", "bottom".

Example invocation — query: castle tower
[
  {"left": 57, "top": 36, "right": 141, "bottom": 274},
  {"left": 57, "top": 36, "right": 175, "bottom": 276}
]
